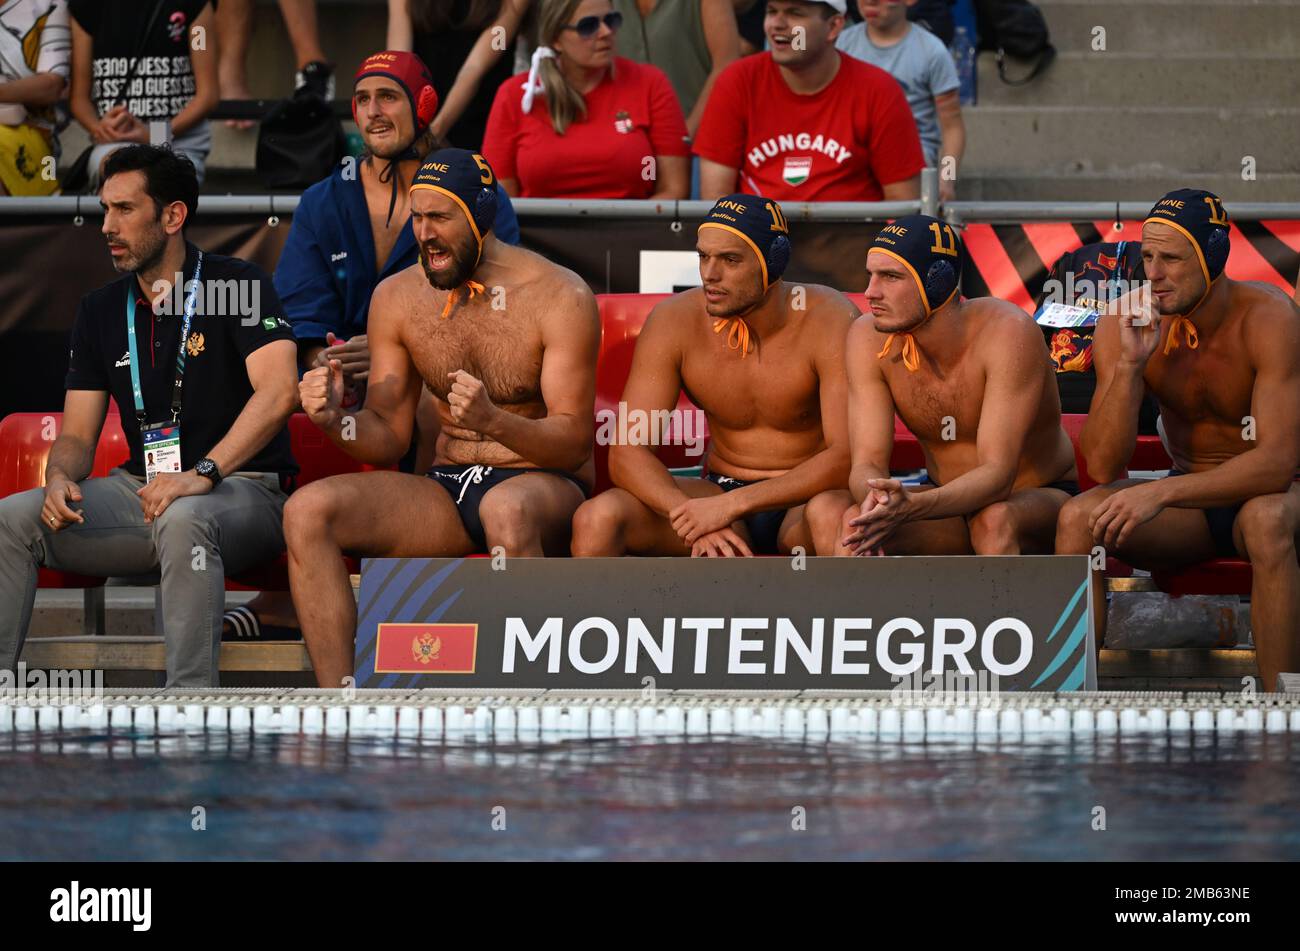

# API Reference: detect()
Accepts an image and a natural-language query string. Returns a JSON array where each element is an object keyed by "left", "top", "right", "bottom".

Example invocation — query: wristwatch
[{"left": 195, "top": 457, "right": 223, "bottom": 488}]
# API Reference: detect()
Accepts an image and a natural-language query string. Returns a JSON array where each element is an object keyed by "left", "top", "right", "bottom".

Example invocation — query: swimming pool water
[{"left": 3, "top": 732, "right": 1298, "bottom": 860}]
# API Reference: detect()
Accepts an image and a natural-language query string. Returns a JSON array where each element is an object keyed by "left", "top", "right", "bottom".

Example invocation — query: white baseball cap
[{"left": 784, "top": 0, "right": 848, "bottom": 11}]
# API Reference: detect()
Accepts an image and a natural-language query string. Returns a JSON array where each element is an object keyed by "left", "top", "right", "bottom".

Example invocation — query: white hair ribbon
[{"left": 521, "top": 46, "right": 557, "bottom": 114}]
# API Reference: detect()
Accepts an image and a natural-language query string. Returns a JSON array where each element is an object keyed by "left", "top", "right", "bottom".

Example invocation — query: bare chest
[
  {"left": 405, "top": 307, "right": 544, "bottom": 406},
  {"left": 681, "top": 338, "right": 820, "bottom": 430},
  {"left": 1146, "top": 338, "right": 1253, "bottom": 424},
  {"left": 363, "top": 180, "right": 408, "bottom": 273},
  {"left": 888, "top": 361, "right": 984, "bottom": 442}
]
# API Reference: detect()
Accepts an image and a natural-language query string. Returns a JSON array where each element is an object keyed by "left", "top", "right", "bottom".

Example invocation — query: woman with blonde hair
[{"left": 481, "top": 0, "right": 688, "bottom": 199}]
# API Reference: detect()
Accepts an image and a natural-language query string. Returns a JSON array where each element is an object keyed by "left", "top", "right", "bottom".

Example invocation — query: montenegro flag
[{"left": 374, "top": 623, "right": 478, "bottom": 674}]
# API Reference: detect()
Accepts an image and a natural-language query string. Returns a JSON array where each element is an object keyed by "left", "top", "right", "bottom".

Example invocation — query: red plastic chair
[
  {"left": 0, "top": 409, "right": 131, "bottom": 633},
  {"left": 594, "top": 294, "right": 709, "bottom": 492}
]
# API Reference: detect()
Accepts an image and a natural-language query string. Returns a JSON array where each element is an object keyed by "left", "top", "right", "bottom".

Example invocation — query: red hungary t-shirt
[
  {"left": 482, "top": 57, "right": 689, "bottom": 199},
  {"left": 693, "top": 51, "right": 924, "bottom": 201}
]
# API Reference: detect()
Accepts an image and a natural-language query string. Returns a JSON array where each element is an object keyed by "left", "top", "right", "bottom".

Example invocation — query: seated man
[
  {"left": 1057, "top": 189, "right": 1300, "bottom": 689},
  {"left": 571, "top": 194, "right": 854, "bottom": 558},
  {"left": 811, "top": 214, "right": 1077, "bottom": 556},
  {"left": 0, "top": 145, "right": 299, "bottom": 686},
  {"left": 230, "top": 50, "right": 521, "bottom": 640},
  {"left": 284, "top": 149, "right": 599, "bottom": 688}
]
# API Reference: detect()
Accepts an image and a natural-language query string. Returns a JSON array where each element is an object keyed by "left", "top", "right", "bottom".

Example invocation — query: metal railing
[
  {"left": 5, "top": 195, "right": 1299, "bottom": 223},
  {"left": 3, "top": 167, "right": 1299, "bottom": 221}
]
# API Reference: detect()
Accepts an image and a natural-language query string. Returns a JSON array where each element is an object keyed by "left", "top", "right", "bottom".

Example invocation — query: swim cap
[
  {"left": 410, "top": 148, "right": 499, "bottom": 266},
  {"left": 868, "top": 214, "right": 963, "bottom": 318},
  {"left": 698, "top": 194, "right": 792, "bottom": 290},
  {"left": 354, "top": 51, "right": 440, "bottom": 227},
  {"left": 353, "top": 51, "right": 438, "bottom": 138},
  {"left": 1144, "top": 188, "right": 1231, "bottom": 292}
]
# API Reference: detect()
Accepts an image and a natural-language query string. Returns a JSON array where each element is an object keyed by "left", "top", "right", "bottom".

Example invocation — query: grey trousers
[{"left": 0, "top": 468, "right": 286, "bottom": 686}]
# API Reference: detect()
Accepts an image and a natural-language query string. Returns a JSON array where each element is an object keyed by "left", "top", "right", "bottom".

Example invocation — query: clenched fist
[
  {"left": 446, "top": 370, "right": 500, "bottom": 434},
  {"left": 300, "top": 358, "right": 345, "bottom": 429}
]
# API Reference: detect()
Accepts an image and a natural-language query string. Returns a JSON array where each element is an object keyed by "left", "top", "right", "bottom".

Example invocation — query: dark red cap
[{"left": 352, "top": 50, "right": 439, "bottom": 137}]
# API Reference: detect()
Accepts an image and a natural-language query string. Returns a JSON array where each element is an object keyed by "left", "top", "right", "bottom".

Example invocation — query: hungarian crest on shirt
[
  {"left": 613, "top": 110, "right": 633, "bottom": 134},
  {"left": 782, "top": 156, "right": 812, "bottom": 187}
]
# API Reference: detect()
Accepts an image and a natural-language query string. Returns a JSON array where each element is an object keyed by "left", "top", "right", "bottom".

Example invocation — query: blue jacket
[{"left": 273, "top": 169, "right": 521, "bottom": 343}]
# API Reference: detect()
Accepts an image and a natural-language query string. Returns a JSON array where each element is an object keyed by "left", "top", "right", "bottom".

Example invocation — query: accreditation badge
[
  {"left": 142, "top": 422, "right": 183, "bottom": 483},
  {"left": 1034, "top": 301, "right": 1098, "bottom": 329}
]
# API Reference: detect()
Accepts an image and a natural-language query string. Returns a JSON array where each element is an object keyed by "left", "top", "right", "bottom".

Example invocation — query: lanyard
[{"left": 125, "top": 250, "right": 203, "bottom": 424}]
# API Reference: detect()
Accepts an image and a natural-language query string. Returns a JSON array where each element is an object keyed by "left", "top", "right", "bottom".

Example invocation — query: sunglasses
[{"left": 562, "top": 10, "right": 623, "bottom": 38}]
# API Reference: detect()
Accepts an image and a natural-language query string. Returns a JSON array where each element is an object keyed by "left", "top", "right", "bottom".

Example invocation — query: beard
[
  {"left": 110, "top": 227, "right": 167, "bottom": 276},
  {"left": 703, "top": 274, "right": 766, "bottom": 319},
  {"left": 419, "top": 232, "right": 479, "bottom": 290},
  {"left": 871, "top": 303, "right": 928, "bottom": 334},
  {"left": 368, "top": 134, "right": 413, "bottom": 161},
  {"left": 705, "top": 292, "right": 761, "bottom": 320}
]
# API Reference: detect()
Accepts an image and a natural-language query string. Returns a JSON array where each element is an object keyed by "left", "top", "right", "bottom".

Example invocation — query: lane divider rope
[{"left": 1, "top": 692, "right": 1297, "bottom": 741}]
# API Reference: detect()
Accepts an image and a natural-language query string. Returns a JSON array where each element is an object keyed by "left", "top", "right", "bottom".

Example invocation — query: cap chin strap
[
  {"left": 441, "top": 280, "right": 486, "bottom": 319},
  {"left": 876, "top": 332, "right": 921, "bottom": 372},
  {"left": 1163, "top": 275, "right": 1221, "bottom": 354},
  {"left": 377, "top": 141, "right": 422, "bottom": 227},
  {"left": 1162, "top": 315, "right": 1199, "bottom": 354},
  {"left": 876, "top": 305, "right": 937, "bottom": 373},
  {"left": 713, "top": 317, "right": 753, "bottom": 358}
]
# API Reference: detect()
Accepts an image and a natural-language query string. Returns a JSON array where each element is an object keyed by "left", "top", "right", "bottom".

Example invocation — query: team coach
[{"left": 0, "top": 145, "right": 299, "bottom": 686}]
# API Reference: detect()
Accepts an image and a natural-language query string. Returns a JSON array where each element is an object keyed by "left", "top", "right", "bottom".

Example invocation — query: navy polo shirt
[{"left": 66, "top": 242, "right": 299, "bottom": 478}]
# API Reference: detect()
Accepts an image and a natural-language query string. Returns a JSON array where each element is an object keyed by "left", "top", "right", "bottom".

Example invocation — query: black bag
[
  {"left": 59, "top": 146, "right": 95, "bottom": 194},
  {"left": 907, "top": 0, "right": 957, "bottom": 47},
  {"left": 974, "top": 0, "right": 1055, "bottom": 86},
  {"left": 255, "top": 87, "right": 346, "bottom": 189},
  {"left": 60, "top": 0, "right": 167, "bottom": 194},
  {"left": 1033, "top": 241, "right": 1159, "bottom": 432}
]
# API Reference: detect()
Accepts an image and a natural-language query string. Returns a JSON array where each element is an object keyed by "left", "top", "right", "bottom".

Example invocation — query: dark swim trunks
[
  {"left": 921, "top": 473, "right": 1081, "bottom": 496},
  {"left": 1164, "top": 468, "right": 1242, "bottom": 558},
  {"left": 1163, "top": 469, "right": 1300, "bottom": 558},
  {"left": 703, "top": 472, "right": 789, "bottom": 555},
  {"left": 426, "top": 464, "right": 589, "bottom": 551}
]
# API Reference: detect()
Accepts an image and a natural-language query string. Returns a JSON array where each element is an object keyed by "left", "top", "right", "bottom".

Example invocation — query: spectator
[
  {"left": 0, "top": 0, "right": 69, "bottom": 196},
  {"left": 216, "top": 0, "right": 333, "bottom": 129},
  {"left": 0, "top": 146, "right": 298, "bottom": 687},
  {"left": 388, "top": 0, "right": 533, "bottom": 151},
  {"left": 481, "top": 0, "right": 689, "bottom": 199},
  {"left": 694, "top": 0, "right": 923, "bottom": 202},
  {"left": 230, "top": 51, "right": 522, "bottom": 641},
  {"left": 611, "top": 0, "right": 740, "bottom": 139},
  {"left": 67, "top": 0, "right": 218, "bottom": 185},
  {"left": 837, "top": 0, "right": 963, "bottom": 201},
  {"left": 277, "top": 51, "right": 520, "bottom": 384}
]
